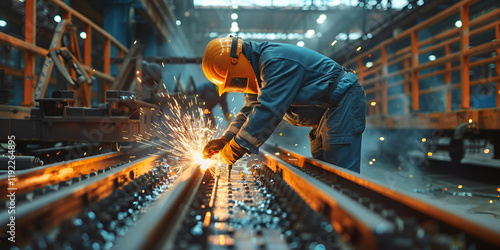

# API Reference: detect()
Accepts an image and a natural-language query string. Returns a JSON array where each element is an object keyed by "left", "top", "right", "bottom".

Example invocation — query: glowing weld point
[
  {"left": 468, "top": 119, "right": 473, "bottom": 123},
  {"left": 490, "top": 200, "right": 493, "bottom": 204},
  {"left": 379, "top": 137, "right": 385, "bottom": 141},
  {"left": 194, "top": 153, "right": 210, "bottom": 171}
]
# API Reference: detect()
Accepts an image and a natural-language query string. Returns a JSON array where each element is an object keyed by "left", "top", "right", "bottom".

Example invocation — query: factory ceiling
[{"left": 172, "top": 0, "right": 441, "bottom": 62}]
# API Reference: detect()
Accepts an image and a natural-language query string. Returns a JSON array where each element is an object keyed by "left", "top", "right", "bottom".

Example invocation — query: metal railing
[
  {"left": 0, "top": 0, "right": 129, "bottom": 106},
  {"left": 345, "top": 0, "right": 500, "bottom": 122}
]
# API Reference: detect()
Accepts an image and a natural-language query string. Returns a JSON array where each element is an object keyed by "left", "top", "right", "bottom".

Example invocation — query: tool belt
[{"left": 321, "top": 67, "right": 354, "bottom": 108}]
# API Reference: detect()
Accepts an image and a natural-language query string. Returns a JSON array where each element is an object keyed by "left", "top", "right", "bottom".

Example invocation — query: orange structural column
[
  {"left": 23, "top": 0, "right": 36, "bottom": 106},
  {"left": 445, "top": 45, "right": 452, "bottom": 111},
  {"left": 411, "top": 30, "right": 419, "bottom": 112},
  {"left": 460, "top": 4, "right": 470, "bottom": 109},
  {"left": 403, "top": 58, "right": 410, "bottom": 114},
  {"left": 496, "top": 23, "right": 500, "bottom": 108},
  {"left": 80, "top": 24, "right": 92, "bottom": 107}
]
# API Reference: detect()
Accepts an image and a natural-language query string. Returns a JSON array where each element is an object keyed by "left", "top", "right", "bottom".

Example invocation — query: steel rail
[
  {"left": 263, "top": 144, "right": 500, "bottom": 247},
  {"left": 116, "top": 164, "right": 204, "bottom": 250},
  {"left": 0, "top": 153, "right": 161, "bottom": 241},
  {"left": 259, "top": 148, "right": 395, "bottom": 249},
  {"left": 0, "top": 146, "right": 154, "bottom": 198}
]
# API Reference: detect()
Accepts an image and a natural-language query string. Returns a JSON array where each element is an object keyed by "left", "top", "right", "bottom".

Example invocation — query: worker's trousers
[{"left": 309, "top": 80, "right": 366, "bottom": 173}]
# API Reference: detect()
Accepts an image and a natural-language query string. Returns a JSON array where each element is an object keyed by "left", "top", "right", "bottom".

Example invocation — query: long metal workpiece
[
  {"left": 0, "top": 146, "right": 153, "bottom": 197},
  {"left": 260, "top": 149, "right": 395, "bottom": 249},
  {"left": 0, "top": 153, "right": 161, "bottom": 243},
  {"left": 263, "top": 145, "right": 500, "bottom": 247},
  {"left": 116, "top": 164, "right": 203, "bottom": 250}
]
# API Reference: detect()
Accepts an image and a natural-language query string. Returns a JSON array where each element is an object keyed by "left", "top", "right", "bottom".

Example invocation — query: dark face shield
[{"left": 225, "top": 77, "right": 248, "bottom": 93}]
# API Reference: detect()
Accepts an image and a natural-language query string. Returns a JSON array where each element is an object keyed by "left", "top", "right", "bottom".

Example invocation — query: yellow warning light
[
  {"left": 458, "top": 185, "right": 463, "bottom": 189},
  {"left": 427, "top": 152, "right": 433, "bottom": 156},
  {"left": 422, "top": 138, "right": 427, "bottom": 143}
]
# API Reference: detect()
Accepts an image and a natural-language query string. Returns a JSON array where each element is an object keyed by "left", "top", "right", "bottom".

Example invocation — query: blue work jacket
[{"left": 225, "top": 41, "right": 356, "bottom": 153}]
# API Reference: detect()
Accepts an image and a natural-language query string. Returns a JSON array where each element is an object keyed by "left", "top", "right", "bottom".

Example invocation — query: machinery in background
[{"left": 0, "top": 90, "right": 159, "bottom": 166}]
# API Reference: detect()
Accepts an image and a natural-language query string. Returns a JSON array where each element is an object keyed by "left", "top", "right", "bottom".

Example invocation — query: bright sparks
[{"left": 136, "top": 96, "right": 225, "bottom": 177}]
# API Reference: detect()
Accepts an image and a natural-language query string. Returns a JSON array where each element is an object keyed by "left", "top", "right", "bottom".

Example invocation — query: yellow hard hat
[{"left": 202, "top": 36, "right": 258, "bottom": 95}]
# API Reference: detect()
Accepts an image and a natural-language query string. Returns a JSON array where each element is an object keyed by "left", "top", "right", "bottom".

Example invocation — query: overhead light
[
  {"left": 366, "top": 62, "right": 373, "bottom": 67},
  {"left": 79, "top": 31, "right": 87, "bottom": 39},
  {"left": 367, "top": 33, "right": 373, "bottom": 39},
  {"left": 230, "top": 26, "right": 240, "bottom": 32},
  {"left": 184, "top": 11, "right": 190, "bottom": 17},
  {"left": 336, "top": 33, "right": 347, "bottom": 40},
  {"left": 176, "top": 20, "right": 181, "bottom": 26},
  {"left": 297, "top": 41, "right": 304, "bottom": 47},
  {"left": 428, "top": 55, "right": 436, "bottom": 61},
  {"left": 455, "top": 20, "right": 462, "bottom": 28},
  {"left": 305, "top": 29, "right": 315, "bottom": 38},
  {"left": 231, "top": 13, "right": 238, "bottom": 20},
  {"left": 317, "top": 14, "right": 326, "bottom": 24},
  {"left": 333, "top": 0, "right": 341, "bottom": 6},
  {"left": 0, "top": 20, "right": 6, "bottom": 27},
  {"left": 349, "top": 32, "right": 362, "bottom": 40},
  {"left": 232, "top": 5, "right": 238, "bottom": 9},
  {"left": 54, "top": 15, "right": 61, "bottom": 23},
  {"left": 231, "top": 22, "right": 238, "bottom": 28},
  {"left": 331, "top": 40, "right": 337, "bottom": 46}
]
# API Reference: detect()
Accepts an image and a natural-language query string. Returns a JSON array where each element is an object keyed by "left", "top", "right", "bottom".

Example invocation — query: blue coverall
[{"left": 223, "top": 41, "right": 366, "bottom": 173}]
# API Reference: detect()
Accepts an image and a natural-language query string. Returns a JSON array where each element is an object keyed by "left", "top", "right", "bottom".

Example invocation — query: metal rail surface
[
  {"left": 0, "top": 146, "right": 154, "bottom": 198},
  {"left": 0, "top": 152, "right": 162, "bottom": 243},
  {"left": 261, "top": 144, "right": 500, "bottom": 248}
]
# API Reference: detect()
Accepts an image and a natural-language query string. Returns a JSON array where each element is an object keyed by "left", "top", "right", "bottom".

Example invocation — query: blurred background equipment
[{"left": 0, "top": 0, "right": 499, "bottom": 249}]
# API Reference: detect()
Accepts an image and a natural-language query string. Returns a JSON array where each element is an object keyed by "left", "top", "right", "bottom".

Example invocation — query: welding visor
[{"left": 220, "top": 37, "right": 258, "bottom": 95}]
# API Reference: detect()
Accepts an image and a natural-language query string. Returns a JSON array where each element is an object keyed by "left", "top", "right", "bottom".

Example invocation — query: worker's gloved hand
[
  {"left": 220, "top": 138, "right": 248, "bottom": 164},
  {"left": 202, "top": 136, "right": 229, "bottom": 159}
]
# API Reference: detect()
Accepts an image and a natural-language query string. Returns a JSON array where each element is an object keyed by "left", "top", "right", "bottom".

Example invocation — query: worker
[
  {"left": 201, "top": 37, "right": 366, "bottom": 173},
  {"left": 197, "top": 82, "right": 231, "bottom": 127}
]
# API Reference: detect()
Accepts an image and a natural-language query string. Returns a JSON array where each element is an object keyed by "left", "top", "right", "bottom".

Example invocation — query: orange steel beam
[
  {"left": 49, "top": 0, "right": 129, "bottom": 54},
  {"left": 0, "top": 32, "right": 47, "bottom": 55},
  {"left": 460, "top": 4, "right": 470, "bottom": 109},
  {"left": 411, "top": 30, "right": 419, "bottom": 111},
  {"left": 80, "top": 24, "right": 92, "bottom": 107},
  {"left": 445, "top": 45, "right": 452, "bottom": 111},
  {"left": 23, "top": 0, "right": 36, "bottom": 107},
  {"left": 404, "top": 58, "right": 410, "bottom": 114},
  {"left": 118, "top": 50, "right": 124, "bottom": 71},
  {"left": 496, "top": 23, "right": 500, "bottom": 108}
]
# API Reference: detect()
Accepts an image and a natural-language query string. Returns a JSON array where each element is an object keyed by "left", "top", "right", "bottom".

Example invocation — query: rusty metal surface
[
  {"left": 117, "top": 164, "right": 203, "bottom": 250},
  {"left": 260, "top": 150, "right": 394, "bottom": 249},
  {"left": 0, "top": 153, "right": 161, "bottom": 242},
  {"left": 264, "top": 144, "right": 500, "bottom": 247},
  {"left": 0, "top": 146, "right": 153, "bottom": 198}
]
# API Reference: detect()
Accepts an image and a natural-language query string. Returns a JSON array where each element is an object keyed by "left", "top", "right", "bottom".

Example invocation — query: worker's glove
[
  {"left": 203, "top": 136, "right": 229, "bottom": 159},
  {"left": 220, "top": 138, "right": 248, "bottom": 164}
]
